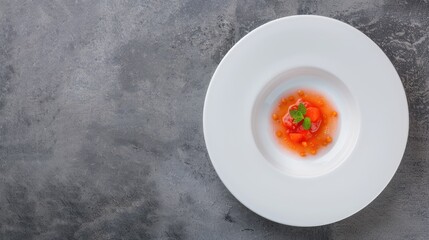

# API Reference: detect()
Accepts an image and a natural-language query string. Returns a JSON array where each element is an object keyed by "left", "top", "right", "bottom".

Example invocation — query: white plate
[{"left": 203, "top": 15, "right": 408, "bottom": 226}]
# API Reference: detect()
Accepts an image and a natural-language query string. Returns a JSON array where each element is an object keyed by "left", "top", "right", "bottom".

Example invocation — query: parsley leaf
[
  {"left": 303, "top": 117, "right": 311, "bottom": 130},
  {"left": 298, "top": 103, "right": 306, "bottom": 115},
  {"left": 290, "top": 103, "right": 308, "bottom": 124},
  {"left": 290, "top": 110, "right": 304, "bottom": 123}
]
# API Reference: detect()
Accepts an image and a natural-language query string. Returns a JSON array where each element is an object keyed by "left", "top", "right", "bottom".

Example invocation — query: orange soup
[{"left": 271, "top": 90, "right": 338, "bottom": 157}]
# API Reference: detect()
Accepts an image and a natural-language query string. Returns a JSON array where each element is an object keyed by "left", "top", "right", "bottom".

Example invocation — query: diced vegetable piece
[
  {"left": 289, "top": 133, "right": 304, "bottom": 142},
  {"left": 306, "top": 107, "right": 321, "bottom": 122}
]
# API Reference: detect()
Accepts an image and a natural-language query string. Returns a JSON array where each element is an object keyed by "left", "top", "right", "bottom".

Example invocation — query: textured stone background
[{"left": 0, "top": 0, "right": 428, "bottom": 239}]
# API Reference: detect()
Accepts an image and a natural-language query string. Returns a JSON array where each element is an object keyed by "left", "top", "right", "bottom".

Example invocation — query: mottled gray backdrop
[{"left": 0, "top": 0, "right": 428, "bottom": 239}]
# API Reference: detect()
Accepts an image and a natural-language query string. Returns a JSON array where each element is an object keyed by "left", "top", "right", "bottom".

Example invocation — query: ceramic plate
[{"left": 203, "top": 15, "right": 408, "bottom": 226}]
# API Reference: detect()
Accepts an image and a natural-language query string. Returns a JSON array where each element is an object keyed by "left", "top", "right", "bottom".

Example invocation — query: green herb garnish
[
  {"left": 298, "top": 102, "right": 307, "bottom": 114},
  {"left": 290, "top": 109, "right": 304, "bottom": 123},
  {"left": 303, "top": 117, "right": 311, "bottom": 130},
  {"left": 290, "top": 103, "right": 312, "bottom": 129}
]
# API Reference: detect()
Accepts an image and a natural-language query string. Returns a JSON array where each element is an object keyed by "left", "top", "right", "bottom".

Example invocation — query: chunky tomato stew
[{"left": 271, "top": 90, "right": 338, "bottom": 157}]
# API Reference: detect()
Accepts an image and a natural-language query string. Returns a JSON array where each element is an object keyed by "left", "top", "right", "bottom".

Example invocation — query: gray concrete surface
[{"left": 0, "top": 0, "right": 428, "bottom": 239}]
